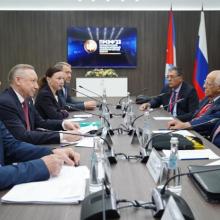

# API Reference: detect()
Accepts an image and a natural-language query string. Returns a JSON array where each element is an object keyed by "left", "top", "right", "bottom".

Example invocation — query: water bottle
[
  {"left": 101, "top": 99, "right": 110, "bottom": 130},
  {"left": 124, "top": 99, "right": 135, "bottom": 130},
  {"left": 142, "top": 111, "right": 151, "bottom": 148},
  {"left": 102, "top": 88, "right": 107, "bottom": 103},
  {"left": 89, "top": 137, "right": 111, "bottom": 193},
  {"left": 167, "top": 137, "right": 182, "bottom": 195},
  {"left": 168, "top": 137, "right": 179, "bottom": 170},
  {"left": 89, "top": 137, "right": 105, "bottom": 193}
]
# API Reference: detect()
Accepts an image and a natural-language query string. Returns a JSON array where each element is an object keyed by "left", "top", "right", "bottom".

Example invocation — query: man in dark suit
[
  {"left": 54, "top": 62, "right": 96, "bottom": 111},
  {"left": 0, "top": 64, "right": 81, "bottom": 145},
  {"left": 211, "top": 120, "right": 220, "bottom": 148},
  {"left": 168, "top": 70, "right": 220, "bottom": 137},
  {"left": 139, "top": 67, "right": 199, "bottom": 122},
  {"left": 0, "top": 120, "right": 80, "bottom": 189}
]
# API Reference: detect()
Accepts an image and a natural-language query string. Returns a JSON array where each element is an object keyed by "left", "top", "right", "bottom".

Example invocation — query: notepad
[
  {"left": 73, "top": 114, "right": 92, "bottom": 118},
  {"left": 1, "top": 166, "right": 90, "bottom": 204},
  {"left": 163, "top": 149, "right": 219, "bottom": 160},
  {"left": 153, "top": 117, "right": 174, "bottom": 120}
]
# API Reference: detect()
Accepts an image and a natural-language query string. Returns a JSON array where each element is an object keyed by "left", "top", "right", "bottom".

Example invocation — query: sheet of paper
[
  {"left": 65, "top": 118, "right": 86, "bottom": 122},
  {"left": 153, "top": 117, "right": 174, "bottom": 120},
  {"left": 73, "top": 114, "right": 92, "bottom": 118},
  {"left": 79, "top": 125, "right": 98, "bottom": 134},
  {"left": 1, "top": 166, "right": 90, "bottom": 204},
  {"left": 76, "top": 137, "right": 94, "bottom": 148},
  {"left": 163, "top": 149, "right": 219, "bottom": 160}
]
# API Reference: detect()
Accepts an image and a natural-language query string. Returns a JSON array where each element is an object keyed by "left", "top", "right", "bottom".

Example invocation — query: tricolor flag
[
  {"left": 192, "top": 11, "right": 208, "bottom": 100},
  {"left": 165, "top": 9, "right": 176, "bottom": 84}
]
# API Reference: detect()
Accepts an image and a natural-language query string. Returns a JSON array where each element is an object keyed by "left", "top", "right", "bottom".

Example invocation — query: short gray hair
[
  {"left": 168, "top": 66, "right": 184, "bottom": 77},
  {"left": 8, "top": 64, "right": 35, "bottom": 83},
  {"left": 54, "top": 62, "right": 71, "bottom": 71},
  {"left": 209, "top": 70, "right": 220, "bottom": 86}
]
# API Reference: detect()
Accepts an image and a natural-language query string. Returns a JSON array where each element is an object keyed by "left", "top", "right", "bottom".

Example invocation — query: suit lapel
[
  {"left": 193, "top": 97, "right": 209, "bottom": 118},
  {"left": 8, "top": 88, "right": 27, "bottom": 125}
]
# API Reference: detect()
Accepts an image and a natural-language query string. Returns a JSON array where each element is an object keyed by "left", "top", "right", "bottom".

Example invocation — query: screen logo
[{"left": 84, "top": 40, "right": 97, "bottom": 53}]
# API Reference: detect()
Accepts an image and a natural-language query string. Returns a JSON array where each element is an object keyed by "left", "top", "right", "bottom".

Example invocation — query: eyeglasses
[
  {"left": 204, "top": 80, "right": 216, "bottom": 87},
  {"left": 166, "top": 75, "right": 180, "bottom": 80}
]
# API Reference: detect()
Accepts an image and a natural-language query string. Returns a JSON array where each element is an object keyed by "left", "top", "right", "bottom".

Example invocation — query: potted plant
[{"left": 85, "top": 69, "right": 118, "bottom": 78}]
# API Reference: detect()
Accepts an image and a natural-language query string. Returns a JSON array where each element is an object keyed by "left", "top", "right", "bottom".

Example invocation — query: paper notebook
[{"left": 1, "top": 166, "right": 89, "bottom": 204}]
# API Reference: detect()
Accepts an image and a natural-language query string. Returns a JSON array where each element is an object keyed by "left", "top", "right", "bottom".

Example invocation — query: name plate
[
  {"left": 161, "top": 196, "right": 185, "bottom": 220},
  {"left": 146, "top": 148, "right": 163, "bottom": 183}
]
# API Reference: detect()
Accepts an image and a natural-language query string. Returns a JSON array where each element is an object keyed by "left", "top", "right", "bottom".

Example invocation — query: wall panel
[{"left": 0, "top": 11, "right": 219, "bottom": 95}]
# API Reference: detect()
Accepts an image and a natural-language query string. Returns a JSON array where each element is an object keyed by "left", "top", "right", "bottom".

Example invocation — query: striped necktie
[
  {"left": 169, "top": 90, "right": 177, "bottom": 113},
  {"left": 195, "top": 101, "right": 213, "bottom": 118}
]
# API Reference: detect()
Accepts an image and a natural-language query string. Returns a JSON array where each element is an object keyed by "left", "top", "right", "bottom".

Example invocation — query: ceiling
[{"left": 0, "top": 0, "right": 220, "bottom": 11}]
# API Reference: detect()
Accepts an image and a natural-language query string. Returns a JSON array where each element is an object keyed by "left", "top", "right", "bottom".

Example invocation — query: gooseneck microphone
[
  {"left": 116, "top": 88, "right": 148, "bottom": 109},
  {"left": 78, "top": 85, "right": 103, "bottom": 98},
  {"left": 162, "top": 98, "right": 184, "bottom": 110},
  {"left": 65, "top": 105, "right": 113, "bottom": 135},
  {"left": 72, "top": 88, "right": 103, "bottom": 105},
  {"left": 72, "top": 88, "right": 113, "bottom": 112},
  {"left": 131, "top": 113, "right": 144, "bottom": 127},
  {"left": 37, "top": 129, "right": 117, "bottom": 164},
  {"left": 152, "top": 166, "right": 220, "bottom": 219}
]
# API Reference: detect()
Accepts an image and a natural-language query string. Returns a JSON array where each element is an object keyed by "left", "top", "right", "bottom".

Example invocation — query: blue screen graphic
[{"left": 67, "top": 27, "right": 137, "bottom": 68}]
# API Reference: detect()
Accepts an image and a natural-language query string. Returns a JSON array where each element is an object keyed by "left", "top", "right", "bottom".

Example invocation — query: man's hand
[
  {"left": 41, "top": 154, "right": 64, "bottom": 176},
  {"left": 84, "top": 101, "right": 96, "bottom": 110},
  {"left": 139, "top": 103, "right": 151, "bottom": 111},
  {"left": 52, "top": 148, "right": 80, "bottom": 166},
  {"left": 63, "top": 130, "right": 82, "bottom": 142},
  {"left": 63, "top": 121, "right": 80, "bottom": 130},
  {"left": 167, "top": 120, "right": 191, "bottom": 130}
]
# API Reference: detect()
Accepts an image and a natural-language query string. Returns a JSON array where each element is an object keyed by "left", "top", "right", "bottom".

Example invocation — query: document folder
[{"left": 188, "top": 165, "right": 220, "bottom": 203}]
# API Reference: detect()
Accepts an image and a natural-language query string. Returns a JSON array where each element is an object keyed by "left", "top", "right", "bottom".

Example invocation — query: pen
[{"left": 181, "top": 158, "right": 209, "bottom": 160}]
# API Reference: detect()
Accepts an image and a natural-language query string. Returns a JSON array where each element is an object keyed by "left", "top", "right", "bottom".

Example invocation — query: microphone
[
  {"left": 162, "top": 98, "right": 184, "bottom": 110},
  {"left": 72, "top": 88, "right": 113, "bottom": 113},
  {"left": 65, "top": 105, "right": 114, "bottom": 136},
  {"left": 72, "top": 88, "right": 103, "bottom": 105},
  {"left": 37, "top": 129, "right": 117, "bottom": 164},
  {"left": 151, "top": 166, "right": 220, "bottom": 219},
  {"left": 131, "top": 113, "right": 144, "bottom": 127},
  {"left": 78, "top": 85, "right": 103, "bottom": 98},
  {"left": 135, "top": 91, "right": 168, "bottom": 105},
  {"left": 116, "top": 88, "right": 148, "bottom": 109}
]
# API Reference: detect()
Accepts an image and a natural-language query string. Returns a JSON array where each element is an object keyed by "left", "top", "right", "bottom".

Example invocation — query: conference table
[{"left": 1, "top": 97, "right": 220, "bottom": 220}]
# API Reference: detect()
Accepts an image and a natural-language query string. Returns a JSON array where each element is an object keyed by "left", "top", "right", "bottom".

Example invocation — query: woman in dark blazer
[{"left": 35, "top": 67, "right": 69, "bottom": 120}]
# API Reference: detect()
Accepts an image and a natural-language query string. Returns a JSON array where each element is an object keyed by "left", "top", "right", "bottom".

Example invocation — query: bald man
[
  {"left": 0, "top": 64, "right": 81, "bottom": 145},
  {"left": 168, "top": 70, "right": 220, "bottom": 137}
]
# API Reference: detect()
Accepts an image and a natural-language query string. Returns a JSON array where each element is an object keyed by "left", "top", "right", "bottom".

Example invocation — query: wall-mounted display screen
[{"left": 67, "top": 27, "right": 137, "bottom": 68}]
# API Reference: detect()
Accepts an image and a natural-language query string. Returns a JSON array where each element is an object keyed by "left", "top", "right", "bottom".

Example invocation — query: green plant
[{"left": 85, "top": 69, "right": 118, "bottom": 77}]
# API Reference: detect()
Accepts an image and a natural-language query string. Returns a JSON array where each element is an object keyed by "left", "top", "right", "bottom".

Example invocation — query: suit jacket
[
  {"left": 190, "top": 97, "right": 220, "bottom": 137},
  {"left": 150, "top": 81, "right": 199, "bottom": 122},
  {"left": 211, "top": 120, "right": 220, "bottom": 148},
  {"left": 0, "top": 121, "right": 51, "bottom": 189},
  {"left": 0, "top": 87, "right": 63, "bottom": 145},
  {"left": 58, "top": 84, "right": 85, "bottom": 111},
  {"left": 35, "top": 84, "right": 69, "bottom": 120}
]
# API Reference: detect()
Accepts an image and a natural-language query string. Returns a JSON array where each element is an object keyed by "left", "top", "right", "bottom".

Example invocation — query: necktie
[
  {"left": 212, "top": 125, "right": 220, "bottom": 143},
  {"left": 22, "top": 101, "right": 31, "bottom": 131},
  {"left": 195, "top": 101, "right": 213, "bottom": 118},
  {"left": 169, "top": 90, "right": 177, "bottom": 113},
  {"left": 63, "top": 87, "right": 67, "bottom": 99}
]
